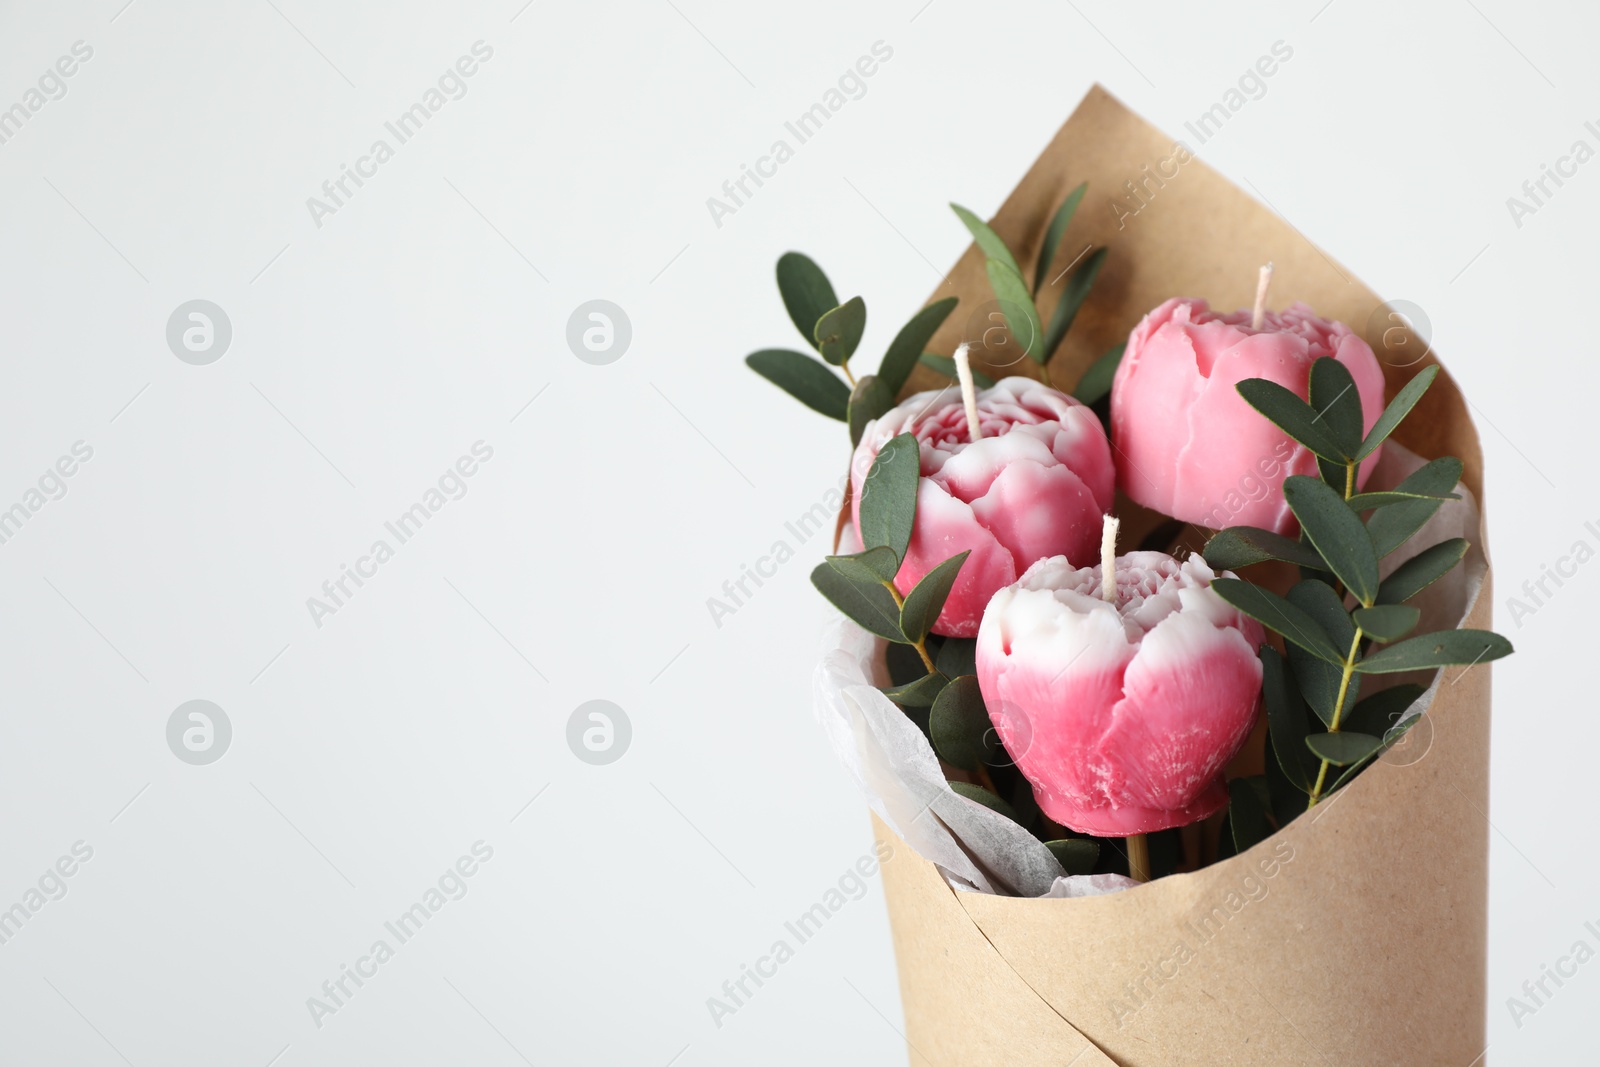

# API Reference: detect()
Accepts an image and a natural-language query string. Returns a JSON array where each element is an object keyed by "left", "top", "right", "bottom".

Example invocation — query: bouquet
[{"left": 744, "top": 86, "right": 1512, "bottom": 1066}]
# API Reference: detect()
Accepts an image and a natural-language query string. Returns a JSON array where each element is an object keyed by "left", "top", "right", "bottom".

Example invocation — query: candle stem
[
  {"left": 1127, "top": 833, "right": 1150, "bottom": 883},
  {"left": 954, "top": 343, "right": 983, "bottom": 441},
  {"left": 1251, "top": 262, "right": 1274, "bottom": 330}
]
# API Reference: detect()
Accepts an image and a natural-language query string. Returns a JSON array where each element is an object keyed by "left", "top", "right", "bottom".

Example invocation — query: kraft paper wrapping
[{"left": 840, "top": 86, "right": 1494, "bottom": 1064}]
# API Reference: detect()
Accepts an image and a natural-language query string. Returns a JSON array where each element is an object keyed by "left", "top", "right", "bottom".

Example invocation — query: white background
[{"left": 0, "top": 0, "right": 1591, "bottom": 1063}]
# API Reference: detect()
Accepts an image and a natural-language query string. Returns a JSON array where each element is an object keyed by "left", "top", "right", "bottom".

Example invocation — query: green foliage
[
  {"left": 1228, "top": 777, "right": 1273, "bottom": 853},
  {"left": 985, "top": 259, "right": 1044, "bottom": 363},
  {"left": 745, "top": 349, "right": 850, "bottom": 420},
  {"left": 858, "top": 432, "right": 919, "bottom": 563},
  {"left": 1045, "top": 838, "right": 1100, "bottom": 876},
  {"left": 748, "top": 255, "right": 965, "bottom": 441},
  {"left": 880, "top": 297, "right": 958, "bottom": 395},
  {"left": 1282, "top": 475, "right": 1380, "bottom": 606},
  {"left": 930, "top": 676, "right": 999, "bottom": 771},
  {"left": 810, "top": 561, "right": 903, "bottom": 641},
  {"left": 777, "top": 252, "right": 838, "bottom": 349},
  {"left": 1378, "top": 538, "right": 1469, "bottom": 604},
  {"left": 950, "top": 196, "right": 1107, "bottom": 379},
  {"left": 1204, "top": 525, "right": 1327, "bottom": 571},
  {"left": 1073, "top": 343, "right": 1126, "bottom": 406},
  {"left": 901, "top": 553, "right": 970, "bottom": 644},
  {"left": 951, "top": 203, "right": 1024, "bottom": 279},
  {"left": 1034, "top": 182, "right": 1087, "bottom": 294},
  {"left": 1218, "top": 358, "right": 1513, "bottom": 811},
  {"left": 815, "top": 296, "right": 866, "bottom": 366},
  {"left": 1236, "top": 378, "right": 1349, "bottom": 462},
  {"left": 1042, "top": 247, "right": 1107, "bottom": 362},
  {"left": 847, "top": 375, "right": 894, "bottom": 447}
]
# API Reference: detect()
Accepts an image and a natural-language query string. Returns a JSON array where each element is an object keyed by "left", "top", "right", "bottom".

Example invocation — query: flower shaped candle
[
  {"left": 975, "top": 521, "right": 1264, "bottom": 839},
  {"left": 850, "top": 363, "right": 1115, "bottom": 637},
  {"left": 1110, "top": 289, "right": 1385, "bottom": 534}
]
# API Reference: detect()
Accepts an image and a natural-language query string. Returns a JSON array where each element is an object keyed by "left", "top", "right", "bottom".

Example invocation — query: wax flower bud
[
  {"left": 1110, "top": 298, "right": 1385, "bottom": 534},
  {"left": 976, "top": 550, "right": 1265, "bottom": 837},
  {"left": 849, "top": 377, "right": 1115, "bottom": 637}
]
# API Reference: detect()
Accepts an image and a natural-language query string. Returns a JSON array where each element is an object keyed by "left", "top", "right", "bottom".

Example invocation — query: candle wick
[
  {"left": 954, "top": 343, "right": 983, "bottom": 442},
  {"left": 1251, "top": 261, "right": 1274, "bottom": 330},
  {"left": 1100, "top": 514, "right": 1119, "bottom": 604}
]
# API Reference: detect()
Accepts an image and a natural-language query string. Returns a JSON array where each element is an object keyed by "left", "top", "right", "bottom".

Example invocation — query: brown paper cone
[{"left": 873, "top": 86, "right": 1493, "bottom": 1066}]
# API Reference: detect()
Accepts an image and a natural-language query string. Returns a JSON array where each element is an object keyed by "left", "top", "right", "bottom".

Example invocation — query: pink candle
[
  {"left": 976, "top": 547, "right": 1264, "bottom": 836},
  {"left": 850, "top": 377, "right": 1114, "bottom": 637},
  {"left": 1110, "top": 298, "right": 1385, "bottom": 534}
]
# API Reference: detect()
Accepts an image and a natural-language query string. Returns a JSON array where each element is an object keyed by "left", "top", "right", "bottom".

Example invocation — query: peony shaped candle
[
  {"left": 1110, "top": 296, "right": 1385, "bottom": 534},
  {"left": 975, "top": 543, "right": 1264, "bottom": 837},
  {"left": 850, "top": 372, "right": 1114, "bottom": 637}
]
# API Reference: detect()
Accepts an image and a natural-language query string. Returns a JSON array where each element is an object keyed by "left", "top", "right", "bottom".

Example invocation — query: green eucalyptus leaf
[
  {"left": 985, "top": 259, "right": 1044, "bottom": 363},
  {"left": 1264, "top": 736, "right": 1306, "bottom": 829},
  {"left": 1342, "top": 684, "right": 1425, "bottom": 738},
  {"left": 1347, "top": 489, "right": 1460, "bottom": 510},
  {"left": 880, "top": 297, "right": 958, "bottom": 396},
  {"left": 745, "top": 349, "right": 850, "bottom": 420},
  {"left": 1041, "top": 246, "right": 1107, "bottom": 361},
  {"left": 776, "top": 252, "right": 838, "bottom": 350},
  {"left": 858, "top": 432, "right": 919, "bottom": 562},
  {"left": 1353, "top": 604, "right": 1422, "bottom": 642},
  {"left": 1261, "top": 647, "right": 1315, "bottom": 791},
  {"left": 1287, "top": 578, "right": 1356, "bottom": 648},
  {"left": 1309, "top": 357, "right": 1365, "bottom": 459},
  {"left": 1283, "top": 475, "right": 1380, "bottom": 606},
  {"left": 810, "top": 562, "right": 904, "bottom": 642},
  {"left": 1328, "top": 723, "right": 1410, "bottom": 792},
  {"left": 935, "top": 637, "right": 978, "bottom": 679},
  {"left": 885, "top": 642, "right": 931, "bottom": 688},
  {"left": 1367, "top": 457, "right": 1464, "bottom": 558},
  {"left": 1205, "top": 526, "right": 1327, "bottom": 571},
  {"left": 1229, "top": 777, "right": 1273, "bottom": 853},
  {"left": 1285, "top": 579, "right": 1358, "bottom": 728},
  {"left": 1355, "top": 629, "right": 1513, "bottom": 674},
  {"left": 883, "top": 671, "right": 949, "bottom": 707},
  {"left": 815, "top": 296, "right": 867, "bottom": 367},
  {"left": 1316, "top": 453, "right": 1347, "bottom": 496},
  {"left": 1212, "top": 579, "right": 1345, "bottom": 664},
  {"left": 1378, "top": 538, "right": 1469, "bottom": 604},
  {"left": 950, "top": 203, "right": 1023, "bottom": 280},
  {"left": 1044, "top": 838, "right": 1100, "bottom": 876},
  {"left": 949, "top": 780, "right": 1019, "bottom": 822},
  {"left": 1357, "top": 365, "right": 1439, "bottom": 461},
  {"left": 1236, "top": 379, "right": 1349, "bottom": 461},
  {"left": 1073, "top": 342, "right": 1125, "bottom": 406},
  {"left": 1287, "top": 642, "right": 1357, "bottom": 730},
  {"left": 847, "top": 374, "right": 895, "bottom": 448},
  {"left": 930, "top": 676, "right": 998, "bottom": 772},
  {"left": 901, "top": 552, "right": 970, "bottom": 643},
  {"left": 825, "top": 546, "right": 901, "bottom": 584},
  {"left": 1306, "top": 731, "right": 1383, "bottom": 767},
  {"left": 1034, "top": 182, "right": 1088, "bottom": 294}
]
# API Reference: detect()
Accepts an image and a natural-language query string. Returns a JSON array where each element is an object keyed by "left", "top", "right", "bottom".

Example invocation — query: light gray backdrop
[{"left": 0, "top": 0, "right": 1590, "bottom": 1063}]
